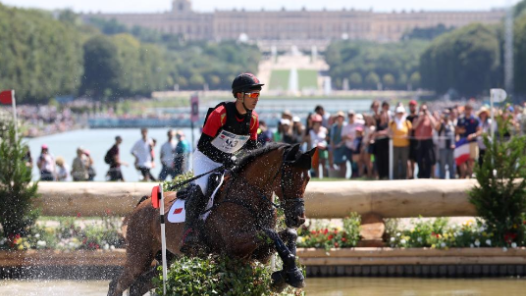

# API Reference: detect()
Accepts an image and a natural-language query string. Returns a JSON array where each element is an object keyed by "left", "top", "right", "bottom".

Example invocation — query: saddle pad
[{"left": 167, "top": 199, "right": 186, "bottom": 223}]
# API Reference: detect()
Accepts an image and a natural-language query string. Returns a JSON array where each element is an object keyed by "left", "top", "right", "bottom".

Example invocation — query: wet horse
[{"left": 108, "top": 143, "right": 315, "bottom": 296}]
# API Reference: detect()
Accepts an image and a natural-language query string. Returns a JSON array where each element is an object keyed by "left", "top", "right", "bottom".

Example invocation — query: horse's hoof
[
  {"left": 271, "top": 271, "right": 288, "bottom": 293},
  {"left": 285, "top": 267, "right": 305, "bottom": 288}
]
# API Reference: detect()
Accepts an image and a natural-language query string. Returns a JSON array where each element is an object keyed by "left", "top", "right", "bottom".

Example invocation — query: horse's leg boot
[
  {"left": 270, "top": 270, "right": 288, "bottom": 293},
  {"left": 180, "top": 184, "right": 209, "bottom": 255}
]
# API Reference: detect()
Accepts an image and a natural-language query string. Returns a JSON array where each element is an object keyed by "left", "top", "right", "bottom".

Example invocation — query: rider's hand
[{"left": 224, "top": 156, "right": 237, "bottom": 169}]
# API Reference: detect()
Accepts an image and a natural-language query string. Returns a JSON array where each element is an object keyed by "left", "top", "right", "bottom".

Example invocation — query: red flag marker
[{"left": 0, "top": 90, "right": 13, "bottom": 105}]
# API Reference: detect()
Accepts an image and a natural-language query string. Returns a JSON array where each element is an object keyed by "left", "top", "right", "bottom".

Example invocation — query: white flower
[
  {"left": 396, "top": 233, "right": 401, "bottom": 237},
  {"left": 470, "top": 244, "right": 474, "bottom": 248},
  {"left": 474, "top": 240, "right": 480, "bottom": 247},
  {"left": 400, "top": 239, "right": 406, "bottom": 244},
  {"left": 35, "top": 233, "right": 40, "bottom": 239},
  {"left": 417, "top": 237, "right": 423, "bottom": 243},
  {"left": 440, "top": 242, "right": 446, "bottom": 248},
  {"left": 502, "top": 247, "right": 508, "bottom": 252},
  {"left": 110, "top": 245, "right": 115, "bottom": 251},
  {"left": 511, "top": 242, "right": 518, "bottom": 249},
  {"left": 103, "top": 244, "right": 110, "bottom": 250},
  {"left": 0, "top": 238, "right": 6, "bottom": 245},
  {"left": 37, "top": 241, "right": 46, "bottom": 247},
  {"left": 458, "top": 231, "right": 463, "bottom": 236},
  {"left": 390, "top": 237, "right": 395, "bottom": 242},
  {"left": 485, "top": 239, "right": 492, "bottom": 246}
]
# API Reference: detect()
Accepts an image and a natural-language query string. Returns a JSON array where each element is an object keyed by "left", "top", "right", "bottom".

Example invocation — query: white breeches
[{"left": 192, "top": 149, "right": 222, "bottom": 195}]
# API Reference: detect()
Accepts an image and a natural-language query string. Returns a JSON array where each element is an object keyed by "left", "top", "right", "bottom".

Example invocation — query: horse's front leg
[
  {"left": 279, "top": 228, "right": 298, "bottom": 257},
  {"left": 263, "top": 228, "right": 305, "bottom": 290}
]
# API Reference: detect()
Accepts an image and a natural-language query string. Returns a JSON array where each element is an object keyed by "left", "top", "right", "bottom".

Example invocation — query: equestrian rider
[{"left": 180, "top": 73, "right": 263, "bottom": 254}]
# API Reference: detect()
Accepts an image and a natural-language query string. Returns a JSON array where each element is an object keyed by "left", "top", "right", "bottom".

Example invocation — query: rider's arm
[{"left": 245, "top": 113, "right": 260, "bottom": 150}]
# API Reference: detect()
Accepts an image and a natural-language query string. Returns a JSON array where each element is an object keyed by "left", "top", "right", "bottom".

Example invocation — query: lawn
[
  {"left": 298, "top": 69, "right": 318, "bottom": 91},
  {"left": 268, "top": 69, "right": 290, "bottom": 91}
]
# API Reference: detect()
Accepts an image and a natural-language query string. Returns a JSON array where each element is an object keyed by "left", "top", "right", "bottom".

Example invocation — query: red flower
[
  {"left": 323, "top": 229, "right": 329, "bottom": 235},
  {"left": 333, "top": 229, "right": 338, "bottom": 234},
  {"left": 105, "top": 209, "right": 112, "bottom": 216},
  {"left": 328, "top": 235, "right": 334, "bottom": 240},
  {"left": 311, "top": 230, "right": 316, "bottom": 235},
  {"left": 77, "top": 212, "right": 82, "bottom": 218},
  {"left": 334, "top": 242, "right": 339, "bottom": 248},
  {"left": 341, "top": 237, "right": 347, "bottom": 242},
  {"left": 431, "top": 232, "right": 439, "bottom": 238},
  {"left": 504, "top": 232, "right": 517, "bottom": 243}
]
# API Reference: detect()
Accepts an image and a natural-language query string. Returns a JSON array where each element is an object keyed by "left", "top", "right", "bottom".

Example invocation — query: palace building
[{"left": 85, "top": 0, "right": 506, "bottom": 50}]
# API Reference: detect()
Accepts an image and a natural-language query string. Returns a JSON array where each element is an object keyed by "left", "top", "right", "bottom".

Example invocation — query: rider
[{"left": 181, "top": 73, "right": 264, "bottom": 254}]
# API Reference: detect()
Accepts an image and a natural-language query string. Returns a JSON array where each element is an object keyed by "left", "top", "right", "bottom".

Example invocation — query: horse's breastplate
[{"left": 210, "top": 103, "right": 251, "bottom": 154}]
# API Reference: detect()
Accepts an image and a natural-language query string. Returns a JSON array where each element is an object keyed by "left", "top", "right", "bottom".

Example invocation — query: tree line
[
  {"left": 325, "top": 40, "right": 428, "bottom": 91},
  {"left": 0, "top": 5, "right": 261, "bottom": 103}
]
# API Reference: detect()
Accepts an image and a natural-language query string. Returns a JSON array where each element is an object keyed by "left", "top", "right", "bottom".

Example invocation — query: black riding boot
[{"left": 180, "top": 173, "right": 222, "bottom": 255}]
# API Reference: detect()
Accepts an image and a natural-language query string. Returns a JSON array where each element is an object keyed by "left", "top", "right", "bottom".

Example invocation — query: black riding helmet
[{"left": 231, "top": 73, "right": 264, "bottom": 98}]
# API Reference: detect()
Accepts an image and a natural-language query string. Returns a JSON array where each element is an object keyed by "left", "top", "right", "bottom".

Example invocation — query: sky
[{"left": 0, "top": 0, "right": 520, "bottom": 13}]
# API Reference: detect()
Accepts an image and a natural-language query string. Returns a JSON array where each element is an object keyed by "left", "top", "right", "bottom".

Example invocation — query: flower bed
[
  {"left": 297, "top": 215, "right": 526, "bottom": 250},
  {"left": 0, "top": 215, "right": 124, "bottom": 251}
]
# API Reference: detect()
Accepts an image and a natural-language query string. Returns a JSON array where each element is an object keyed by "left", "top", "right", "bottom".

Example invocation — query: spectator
[
  {"left": 84, "top": 150, "right": 96, "bottom": 181},
  {"left": 278, "top": 119, "right": 299, "bottom": 145},
  {"left": 159, "top": 130, "right": 177, "bottom": 181},
  {"left": 342, "top": 110, "right": 364, "bottom": 178},
  {"left": 362, "top": 115, "right": 376, "bottom": 179},
  {"left": 352, "top": 126, "right": 365, "bottom": 177},
  {"left": 23, "top": 149, "right": 33, "bottom": 170},
  {"left": 257, "top": 120, "right": 273, "bottom": 146},
  {"left": 292, "top": 116, "right": 304, "bottom": 147},
  {"left": 414, "top": 104, "right": 438, "bottom": 179},
  {"left": 71, "top": 147, "right": 89, "bottom": 181},
  {"left": 174, "top": 130, "right": 191, "bottom": 176},
  {"left": 37, "top": 144, "right": 56, "bottom": 181},
  {"left": 373, "top": 106, "right": 391, "bottom": 180},
  {"left": 315, "top": 105, "right": 330, "bottom": 128},
  {"left": 406, "top": 100, "right": 419, "bottom": 179},
  {"left": 306, "top": 114, "right": 328, "bottom": 178},
  {"left": 304, "top": 112, "right": 314, "bottom": 150},
  {"left": 436, "top": 110, "right": 456, "bottom": 179},
  {"left": 456, "top": 104, "right": 480, "bottom": 178},
  {"left": 381, "top": 101, "right": 392, "bottom": 122},
  {"left": 281, "top": 110, "right": 293, "bottom": 121},
  {"left": 131, "top": 128, "right": 154, "bottom": 181},
  {"left": 106, "top": 136, "right": 127, "bottom": 181},
  {"left": 55, "top": 156, "right": 69, "bottom": 181},
  {"left": 476, "top": 107, "right": 493, "bottom": 166},
  {"left": 389, "top": 106, "right": 412, "bottom": 179},
  {"left": 330, "top": 111, "right": 347, "bottom": 178}
]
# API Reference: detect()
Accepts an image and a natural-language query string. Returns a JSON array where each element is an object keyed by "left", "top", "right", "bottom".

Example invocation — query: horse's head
[{"left": 273, "top": 144, "right": 316, "bottom": 228}]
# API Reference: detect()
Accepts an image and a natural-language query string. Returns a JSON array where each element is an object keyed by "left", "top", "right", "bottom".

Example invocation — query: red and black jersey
[{"left": 198, "top": 102, "right": 259, "bottom": 163}]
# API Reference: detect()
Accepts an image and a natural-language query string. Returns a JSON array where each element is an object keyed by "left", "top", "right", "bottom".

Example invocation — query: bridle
[{"left": 203, "top": 149, "right": 306, "bottom": 227}]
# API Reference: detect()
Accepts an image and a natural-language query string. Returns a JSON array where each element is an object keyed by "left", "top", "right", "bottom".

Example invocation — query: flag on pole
[
  {"left": 0, "top": 90, "right": 13, "bottom": 105},
  {"left": 454, "top": 138, "right": 471, "bottom": 166}
]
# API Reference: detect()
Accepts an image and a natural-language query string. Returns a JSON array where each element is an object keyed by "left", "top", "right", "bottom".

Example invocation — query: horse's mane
[
  {"left": 232, "top": 142, "right": 312, "bottom": 174},
  {"left": 232, "top": 142, "right": 290, "bottom": 174}
]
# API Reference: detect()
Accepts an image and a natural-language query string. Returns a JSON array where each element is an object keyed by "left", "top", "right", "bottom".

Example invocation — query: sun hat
[{"left": 396, "top": 106, "right": 406, "bottom": 113}]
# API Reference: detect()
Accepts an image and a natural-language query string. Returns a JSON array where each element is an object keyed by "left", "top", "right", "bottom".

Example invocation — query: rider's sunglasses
[{"left": 244, "top": 92, "right": 260, "bottom": 99}]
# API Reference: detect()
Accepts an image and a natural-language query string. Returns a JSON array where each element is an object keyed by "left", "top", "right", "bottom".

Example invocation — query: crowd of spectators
[
  {"left": 33, "top": 128, "right": 191, "bottom": 182},
  {"left": 15, "top": 105, "right": 85, "bottom": 137},
  {"left": 260, "top": 101, "right": 526, "bottom": 180}
]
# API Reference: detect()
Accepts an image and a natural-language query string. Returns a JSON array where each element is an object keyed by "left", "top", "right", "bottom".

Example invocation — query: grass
[
  {"left": 298, "top": 69, "right": 318, "bottom": 90},
  {"left": 268, "top": 69, "right": 290, "bottom": 91}
]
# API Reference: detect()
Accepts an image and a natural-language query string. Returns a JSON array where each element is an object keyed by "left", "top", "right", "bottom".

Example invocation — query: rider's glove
[{"left": 223, "top": 156, "right": 237, "bottom": 170}]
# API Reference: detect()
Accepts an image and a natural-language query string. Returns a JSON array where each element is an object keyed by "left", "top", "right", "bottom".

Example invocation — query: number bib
[{"left": 211, "top": 130, "right": 250, "bottom": 154}]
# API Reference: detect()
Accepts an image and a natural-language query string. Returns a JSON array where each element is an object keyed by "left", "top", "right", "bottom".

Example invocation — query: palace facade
[{"left": 85, "top": 0, "right": 506, "bottom": 50}]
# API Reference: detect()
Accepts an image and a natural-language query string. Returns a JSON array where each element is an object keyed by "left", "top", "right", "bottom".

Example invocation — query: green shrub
[
  {"left": 297, "top": 213, "right": 361, "bottom": 250},
  {"left": 469, "top": 116, "right": 526, "bottom": 246},
  {"left": 0, "top": 124, "right": 39, "bottom": 240},
  {"left": 155, "top": 255, "right": 303, "bottom": 296}
]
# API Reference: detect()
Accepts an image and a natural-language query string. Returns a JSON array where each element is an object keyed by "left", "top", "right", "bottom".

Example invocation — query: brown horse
[{"left": 108, "top": 143, "right": 315, "bottom": 296}]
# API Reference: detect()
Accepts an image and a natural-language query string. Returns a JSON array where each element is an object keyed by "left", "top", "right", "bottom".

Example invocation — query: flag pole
[
  {"left": 11, "top": 90, "right": 18, "bottom": 141},
  {"left": 159, "top": 184, "right": 168, "bottom": 295}
]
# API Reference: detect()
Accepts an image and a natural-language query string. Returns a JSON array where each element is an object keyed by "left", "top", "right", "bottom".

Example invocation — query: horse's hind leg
[
  {"left": 129, "top": 265, "right": 159, "bottom": 296},
  {"left": 108, "top": 249, "right": 154, "bottom": 296}
]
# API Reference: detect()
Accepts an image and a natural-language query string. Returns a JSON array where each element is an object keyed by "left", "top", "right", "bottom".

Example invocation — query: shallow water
[{"left": 1, "top": 278, "right": 525, "bottom": 296}]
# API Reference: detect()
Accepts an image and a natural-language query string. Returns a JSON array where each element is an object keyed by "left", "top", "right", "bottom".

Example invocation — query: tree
[
  {"left": 81, "top": 35, "right": 121, "bottom": 99},
  {"left": 365, "top": 72, "right": 380, "bottom": 89},
  {"left": 349, "top": 73, "right": 362, "bottom": 88},
  {"left": 515, "top": 14, "right": 526, "bottom": 94},
  {"left": 0, "top": 125, "right": 39, "bottom": 239},
  {"left": 402, "top": 24, "right": 454, "bottom": 41},
  {"left": 382, "top": 74, "right": 396, "bottom": 89},
  {"left": 420, "top": 23, "right": 501, "bottom": 96}
]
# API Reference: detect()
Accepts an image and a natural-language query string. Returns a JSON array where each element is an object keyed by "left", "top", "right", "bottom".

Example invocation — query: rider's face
[{"left": 242, "top": 90, "right": 260, "bottom": 110}]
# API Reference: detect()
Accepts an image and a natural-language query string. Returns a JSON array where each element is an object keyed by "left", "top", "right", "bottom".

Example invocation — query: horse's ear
[{"left": 284, "top": 144, "right": 300, "bottom": 162}]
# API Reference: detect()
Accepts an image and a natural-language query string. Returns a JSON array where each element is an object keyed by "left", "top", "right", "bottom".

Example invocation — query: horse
[{"left": 108, "top": 143, "right": 316, "bottom": 296}]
